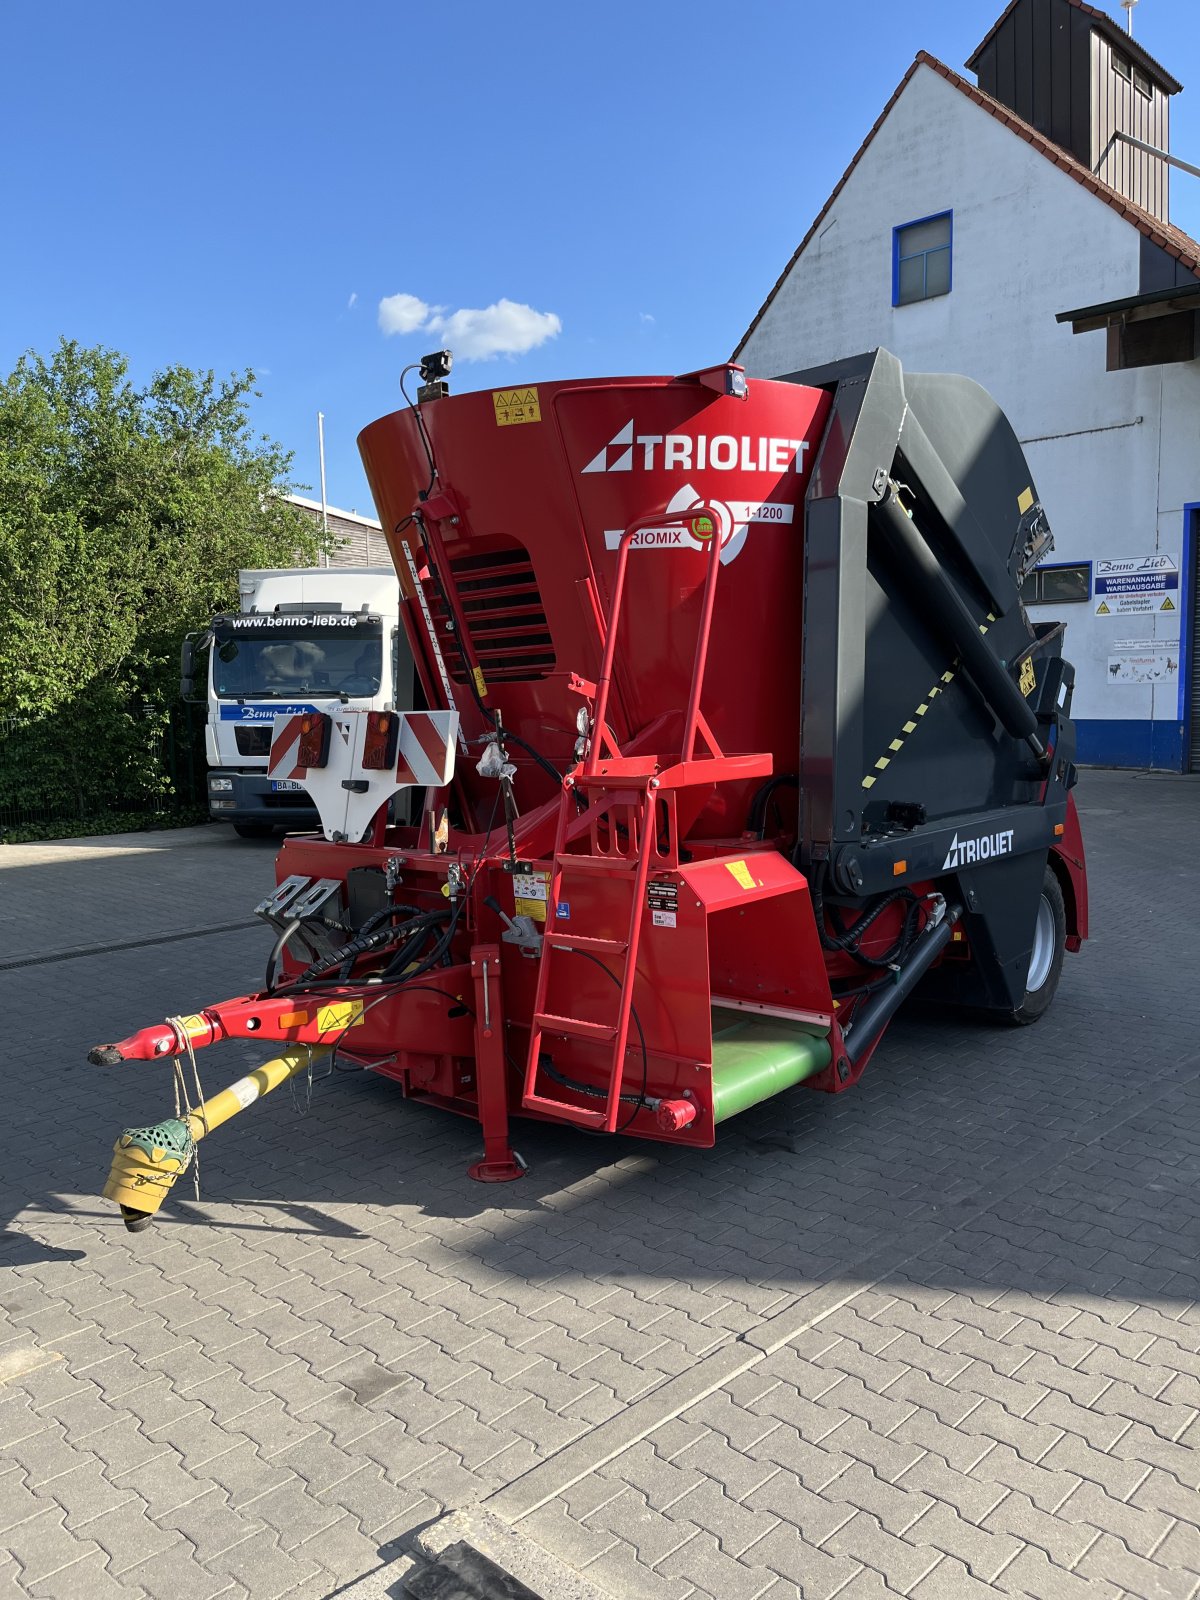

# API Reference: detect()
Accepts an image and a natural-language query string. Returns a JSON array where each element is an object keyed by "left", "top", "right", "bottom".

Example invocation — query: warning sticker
[
  {"left": 1096, "top": 594, "right": 1163, "bottom": 616},
  {"left": 513, "top": 870, "right": 549, "bottom": 924},
  {"left": 493, "top": 387, "right": 541, "bottom": 427},
  {"left": 1017, "top": 486, "right": 1035, "bottom": 515},
  {"left": 726, "top": 860, "right": 757, "bottom": 891},
  {"left": 1019, "top": 657, "right": 1036, "bottom": 697},
  {"left": 229, "top": 1076, "right": 261, "bottom": 1110},
  {"left": 317, "top": 1000, "right": 365, "bottom": 1034}
]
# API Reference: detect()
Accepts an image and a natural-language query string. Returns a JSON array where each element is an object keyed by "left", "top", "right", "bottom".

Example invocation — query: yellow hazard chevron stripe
[{"left": 861, "top": 613, "right": 997, "bottom": 790}]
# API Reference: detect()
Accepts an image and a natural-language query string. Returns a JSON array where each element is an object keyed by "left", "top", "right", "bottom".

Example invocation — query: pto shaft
[{"left": 103, "top": 1046, "right": 330, "bottom": 1231}]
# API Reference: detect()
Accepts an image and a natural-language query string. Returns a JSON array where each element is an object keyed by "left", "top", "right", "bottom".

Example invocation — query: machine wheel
[
  {"left": 1007, "top": 867, "right": 1066, "bottom": 1025},
  {"left": 233, "top": 822, "right": 275, "bottom": 840}
]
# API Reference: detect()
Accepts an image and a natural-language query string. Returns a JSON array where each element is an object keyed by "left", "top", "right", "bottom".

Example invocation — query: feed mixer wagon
[{"left": 93, "top": 349, "right": 1088, "bottom": 1227}]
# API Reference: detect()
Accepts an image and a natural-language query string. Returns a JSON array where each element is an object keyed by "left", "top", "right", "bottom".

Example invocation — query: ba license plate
[{"left": 270, "top": 779, "right": 306, "bottom": 793}]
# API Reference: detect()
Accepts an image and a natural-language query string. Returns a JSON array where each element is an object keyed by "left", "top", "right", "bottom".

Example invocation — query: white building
[{"left": 736, "top": 0, "right": 1200, "bottom": 771}]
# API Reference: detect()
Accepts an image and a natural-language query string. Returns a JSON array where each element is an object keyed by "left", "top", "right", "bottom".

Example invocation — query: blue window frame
[{"left": 893, "top": 211, "right": 953, "bottom": 306}]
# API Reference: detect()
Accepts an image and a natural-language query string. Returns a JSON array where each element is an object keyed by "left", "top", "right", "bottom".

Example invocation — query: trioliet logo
[
  {"left": 942, "top": 829, "right": 1016, "bottom": 870},
  {"left": 581, "top": 420, "right": 810, "bottom": 476}
]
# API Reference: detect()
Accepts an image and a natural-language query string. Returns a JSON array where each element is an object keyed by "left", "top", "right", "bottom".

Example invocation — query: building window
[
  {"left": 893, "top": 212, "right": 952, "bottom": 306},
  {"left": 1020, "top": 562, "right": 1091, "bottom": 605},
  {"left": 1112, "top": 46, "right": 1132, "bottom": 80},
  {"left": 1132, "top": 66, "right": 1152, "bottom": 98}
]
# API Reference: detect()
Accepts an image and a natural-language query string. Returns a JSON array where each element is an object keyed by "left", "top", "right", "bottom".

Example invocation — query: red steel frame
[{"left": 92, "top": 369, "right": 1089, "bottom": 1187}]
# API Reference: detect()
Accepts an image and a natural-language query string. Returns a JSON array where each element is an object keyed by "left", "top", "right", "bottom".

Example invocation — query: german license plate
[{"left": 270, "top": 779, "right": 305, "bottom": 792}]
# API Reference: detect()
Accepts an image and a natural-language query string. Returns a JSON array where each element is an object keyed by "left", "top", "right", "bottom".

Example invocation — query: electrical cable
[
  {"left": 746, "top": 775, "right": 799, "bottom": 839},
  {"left": 547, "top": 946, "right": 649, "bottom": 1134},
  {"left": 328, "top": 983, "right": 474, "bottom": 1074},
  {"left": 399, "top": 365, "right": 437, "bottom": 495},
  {"left": 264, "top": 918, "right": 302, "bottom": 994}
]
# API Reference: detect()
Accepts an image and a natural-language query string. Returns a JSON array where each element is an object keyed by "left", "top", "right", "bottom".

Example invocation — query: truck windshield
[{"left": 211, "top": 617, "right": 384, "bottom": 699}]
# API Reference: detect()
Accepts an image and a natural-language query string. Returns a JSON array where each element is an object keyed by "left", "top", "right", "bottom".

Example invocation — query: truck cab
[{"left": 187, "top": 567, "right": 411, "bottom": 837}]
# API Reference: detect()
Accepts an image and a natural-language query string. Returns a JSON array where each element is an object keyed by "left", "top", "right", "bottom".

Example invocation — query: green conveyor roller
[{"left": 710, "top": 1009, "right": 832, "bottom": 1122}]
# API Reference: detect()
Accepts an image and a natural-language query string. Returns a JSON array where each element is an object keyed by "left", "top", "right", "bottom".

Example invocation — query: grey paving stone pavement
[{"left": 0, "top": 774, "right": 1197, "bottom": 1599}]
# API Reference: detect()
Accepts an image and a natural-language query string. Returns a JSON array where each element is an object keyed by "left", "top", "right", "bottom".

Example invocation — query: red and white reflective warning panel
[
  {"left": 395, "top": 711, "right": 456, "bottom": 788},
  {"left": 268, "top": 712, "right": 332, "bottom": 779},
  {"left": 270, "top": 709, "right": 459, "bottom": 843}
]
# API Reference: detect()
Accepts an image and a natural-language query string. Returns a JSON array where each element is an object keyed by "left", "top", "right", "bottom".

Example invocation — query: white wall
[{"left": 740, "top": 64, "right": 1200, "bottom": 732}]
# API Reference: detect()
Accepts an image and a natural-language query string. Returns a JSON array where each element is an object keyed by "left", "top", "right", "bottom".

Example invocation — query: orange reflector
[
  {"left": 362, "top": 709, "right": 399, "bottom": 770},
  {"left": 296, "top": 712, "right": 332, "bottom": 769},
  {"left": 1054, "top": 823, "right": 1064, "bottom": 836},
  {"left": 893, "top": 860, "right": 907, "bottom": 876}
]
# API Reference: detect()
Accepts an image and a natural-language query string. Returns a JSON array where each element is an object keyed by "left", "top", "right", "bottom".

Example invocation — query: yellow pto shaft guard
[{"left": 103, "top": 1046, "right": 330, "bottom": 1231}]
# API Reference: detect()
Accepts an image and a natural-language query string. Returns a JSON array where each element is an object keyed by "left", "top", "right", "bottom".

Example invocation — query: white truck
[{"left": 182, "top": 567, "right": 411, "bottom": 837}]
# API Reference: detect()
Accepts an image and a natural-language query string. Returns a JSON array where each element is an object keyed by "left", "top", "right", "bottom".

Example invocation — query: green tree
[{"left": 0, "top": 339, "right": 323, "bottom": 827}]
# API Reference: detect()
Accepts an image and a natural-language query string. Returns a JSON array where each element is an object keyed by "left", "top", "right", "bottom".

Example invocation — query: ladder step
[
  {"left": 555, "top": 855, "right": 637, "bottom": 875},
  {"left": 543, "top": 932, "right": 628, "bottom": 955},
  {"left": 533, "top": 1012, "right": 618, "bottom": 1042}
]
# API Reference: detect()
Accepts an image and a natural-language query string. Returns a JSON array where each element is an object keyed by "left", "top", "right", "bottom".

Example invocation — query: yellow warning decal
[
  {"left": 316, "top": 1000, "right": 364, "bottom": 1034},
  {"left": 726, "top": 860, "right": 757, "bottom": 891},
  {"left": 1017, "top": 486, "right": 1035, "bottom": 515},
  {"left": 1097, "top": 601, "right": 1111, "bottom": 614},
  {"left": 178, "top": 1014, "right": 209, "bottom": 1038},
  {"left": 1019, "top": 657, "right": 1036, "bottom": 697},
  {"left": 514, "top": 870, "right": 548, "bottom": 923},
  {"left": 1162, "top": 596, "right": 1176, "bottom": 611},
  {"left": 278, "top": 1010, "right": 310, "bottom": 1029},
  {"left": 493, "top": 387, "right": 541, "bottom": 427},
  {"left": 473, "top": 665, "right": 489, "bottom": 698}
]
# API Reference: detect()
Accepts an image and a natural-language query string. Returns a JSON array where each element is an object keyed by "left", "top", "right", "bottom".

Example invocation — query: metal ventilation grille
[
  {"left": 425, "top": 546, "right": 555, "bottom": 682},
  {"left": 235, "top": 725, "right": 272, "bottom": 756}
]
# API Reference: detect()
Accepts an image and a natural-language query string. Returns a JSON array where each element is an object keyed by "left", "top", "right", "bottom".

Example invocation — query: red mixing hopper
[{"left": 360, "top": 369, "right": 832, "bottom": 837}]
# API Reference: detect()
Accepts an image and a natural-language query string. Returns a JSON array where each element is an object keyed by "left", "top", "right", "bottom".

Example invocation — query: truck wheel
[
  {"left": 233, "top": 823, "right": 275, "bottom": 840},
  {"left": 1007, "top": 868, "right": 1066, "bottom": 1025}
]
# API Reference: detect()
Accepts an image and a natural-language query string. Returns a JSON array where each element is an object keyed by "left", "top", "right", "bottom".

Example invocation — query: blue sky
[{"left": 4, "top": 1, "right": 1198, "bottom": 514}]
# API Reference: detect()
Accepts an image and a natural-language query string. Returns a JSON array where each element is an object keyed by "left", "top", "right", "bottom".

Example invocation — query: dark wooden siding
[
  {"left": 1092, "top": 30, "right": 1171, "bottom": 220},
  {"left": 971, "top": 0, "right": 1172, "bottom": 219},
  {"left": 972, "top": 0, "right": 1092, "bottom": 163}
]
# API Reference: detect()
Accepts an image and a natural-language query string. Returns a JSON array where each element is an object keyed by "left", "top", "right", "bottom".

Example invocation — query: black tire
[
  {"left": 1007, "top": 866, "right": 1066, "bottom": 1025},
  {"left": 233, "top": 822, "right": 275, "bottom": 840}
]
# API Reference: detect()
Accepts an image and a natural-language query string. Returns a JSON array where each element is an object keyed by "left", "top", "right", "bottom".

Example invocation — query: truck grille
[
  {"left": 423, "top": 545, "right": 555, "bottom": 682},
  {"left": 235, "top": 726, "right": 272, "bottom": 756}
]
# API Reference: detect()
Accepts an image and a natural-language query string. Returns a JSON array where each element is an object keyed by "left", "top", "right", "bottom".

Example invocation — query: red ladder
[
  {"left": 521, "top": 770, "right": 659, "bottom": 1131},
  {"left": 522, "top": 499, "right": 726, "bottom": 1130}
]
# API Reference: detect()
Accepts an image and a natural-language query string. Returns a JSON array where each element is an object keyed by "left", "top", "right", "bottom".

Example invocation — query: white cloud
[
  {"left": 347, "top": 291, "right": 358, "bottom": 310},
  {"left": 639, "top": 311, "right": 655, "bottom": 325},
  {"left": 378, "top": 292, "right": 438, "bottom": 335},
  {"left": 376, "top": 291, "right": 561, "bottom": 361},
  {"left": 428, "top": 298, "right": 561, "bottom": 361}
]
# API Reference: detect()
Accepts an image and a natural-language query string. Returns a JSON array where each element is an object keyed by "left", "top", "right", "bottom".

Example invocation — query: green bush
[{"left": 0, "top": 340, "right": 324, "bottom": 824}]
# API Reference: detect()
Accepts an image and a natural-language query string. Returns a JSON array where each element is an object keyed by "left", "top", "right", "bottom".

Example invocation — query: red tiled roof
[
  {"left": 732, "top": 50, "right": 1200, "bottom": 361},
  {"left": 966, "top": 0, "right": 1182, "bottom": 96}
]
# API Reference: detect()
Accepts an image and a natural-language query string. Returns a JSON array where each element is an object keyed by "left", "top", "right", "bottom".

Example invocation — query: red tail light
[
  {"left": 296, "top": 713, "right": 332, "bottom": 769},
  {"left": 362, "top": 710, "right": 399, "bottom": 770}
]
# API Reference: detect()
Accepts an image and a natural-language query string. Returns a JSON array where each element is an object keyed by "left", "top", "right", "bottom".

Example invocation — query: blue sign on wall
[{"left": 1095, "top": 573, "right": 1179, "bottom": 596}]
